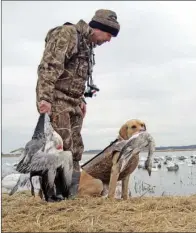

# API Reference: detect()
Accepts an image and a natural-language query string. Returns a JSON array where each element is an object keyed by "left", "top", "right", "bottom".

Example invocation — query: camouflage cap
[{"left": 89, "top": 9, "right": 120, "bottom": 37}]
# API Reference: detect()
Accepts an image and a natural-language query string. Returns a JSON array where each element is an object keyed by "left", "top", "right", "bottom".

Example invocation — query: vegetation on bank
[{"left": 2, "top": 192, "right": 196, "bottom": 232}]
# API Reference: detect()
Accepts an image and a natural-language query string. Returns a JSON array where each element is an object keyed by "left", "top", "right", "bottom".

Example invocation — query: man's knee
[
  {"left": 72, "top": 131, "right": 84, "bottom": 162},
  {"left": 73, "top": 160, "right": 80, "bottom": 171},
  {"left": 73, "top": 149, "right": 84, "bottom": 162}
]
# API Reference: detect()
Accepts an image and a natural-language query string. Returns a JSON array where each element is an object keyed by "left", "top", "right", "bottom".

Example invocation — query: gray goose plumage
[
  {"left": 15, "top": 113, "right": 73, "bottom": 202},
  {"left": 117, "top": 131, "right": 155, "bottom": 176}
]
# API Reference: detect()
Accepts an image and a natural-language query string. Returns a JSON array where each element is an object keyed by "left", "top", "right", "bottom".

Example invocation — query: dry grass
[{"left": 2, "top": 192, "right": 196, "bottom": 232}]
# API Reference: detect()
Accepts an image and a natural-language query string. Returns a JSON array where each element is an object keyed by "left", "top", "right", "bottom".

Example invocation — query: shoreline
[
  {"left": 83, "top": 148, "right": 196, "bottom": 154},
  {"left": 2, "top": 154, "right": 21, "bottom": 157},
  {"left": 154, "top": 149, "right": 196, "bottom": 152},
  {"left": 1, "top": 148, "right": 196, "bottom": 157}
]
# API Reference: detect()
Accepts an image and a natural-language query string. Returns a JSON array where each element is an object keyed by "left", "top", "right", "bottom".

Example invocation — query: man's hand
[
  {"left": 80, "top": 102, "right": 86, "bottom": 118},
  {"left": 39, "top": 100, "right": 52, "bottom": 115}
]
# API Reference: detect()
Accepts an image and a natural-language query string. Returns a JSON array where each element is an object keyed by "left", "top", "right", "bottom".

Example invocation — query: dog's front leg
[
  {"left": 108, "top": 152, "right": 121, "bottom": 199},
  {"left": 121, "top": 175, "right": 130, "bottom": 200}
]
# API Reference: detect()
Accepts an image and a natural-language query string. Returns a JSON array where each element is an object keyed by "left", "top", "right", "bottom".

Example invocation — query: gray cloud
[{"left": 2, "top": 1, "right": 196, "bottom": 153}]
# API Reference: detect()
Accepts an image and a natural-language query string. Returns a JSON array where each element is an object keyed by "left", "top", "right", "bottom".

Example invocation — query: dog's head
[{"left": 118, "top": 119, "right": 146, "bottom": 140}]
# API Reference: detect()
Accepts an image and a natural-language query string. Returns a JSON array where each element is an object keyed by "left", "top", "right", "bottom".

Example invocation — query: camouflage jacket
[{"left": 36, "top": 20, "right": 94, "bottom": 105}]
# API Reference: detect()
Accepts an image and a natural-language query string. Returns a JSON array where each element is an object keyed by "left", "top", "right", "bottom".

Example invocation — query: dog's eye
[
  {"left": 141, "top": 124, "right": 144, "bottom": 127},
  {"left": 131, "top": 125, "right": 137, "bottom": 129}
]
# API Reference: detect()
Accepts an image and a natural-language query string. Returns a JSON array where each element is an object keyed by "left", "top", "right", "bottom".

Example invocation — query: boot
[
  {"left": 55, "top": 167, "right": 69, "bottom": 200},
  {"left": 55, "top": 175, "right": 66, "bottom": 201},
  {"left": 41, "top": 173, "right": 64, "bottom": 202},
  {"left": 68, "top": 160, "right": 81, "bottom": 199}
]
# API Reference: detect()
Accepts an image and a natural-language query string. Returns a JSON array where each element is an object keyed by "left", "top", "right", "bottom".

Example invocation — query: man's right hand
[{"left": 38, "top": 100, "right": 52, "bottom": 114}]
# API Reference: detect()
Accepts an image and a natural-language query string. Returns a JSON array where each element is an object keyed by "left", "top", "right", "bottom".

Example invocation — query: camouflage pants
[{"left": 51, "top": 99, "right": 84, "bottom": 162}]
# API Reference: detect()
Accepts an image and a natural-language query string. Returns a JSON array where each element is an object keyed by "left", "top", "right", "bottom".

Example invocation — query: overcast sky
[{"left": 2, "top": 1, "right": 196, "bottom": 153}]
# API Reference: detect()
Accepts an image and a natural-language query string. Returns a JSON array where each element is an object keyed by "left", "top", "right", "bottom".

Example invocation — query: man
[{"left": 36, "top": 9, "right": 120, "bottom": 197}]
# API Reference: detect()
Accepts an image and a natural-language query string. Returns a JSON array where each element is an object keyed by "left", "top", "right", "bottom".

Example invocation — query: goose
[{"left": 13, "top": 113, "right": 73, "bottom": 202}]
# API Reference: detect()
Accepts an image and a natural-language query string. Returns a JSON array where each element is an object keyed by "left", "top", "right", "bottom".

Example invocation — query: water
[
  {"left": 2, "top": 150, "right": 196, "bottom": 197},
  {"left": 2, "top": 157, "right": 20, "bottom": 179}
]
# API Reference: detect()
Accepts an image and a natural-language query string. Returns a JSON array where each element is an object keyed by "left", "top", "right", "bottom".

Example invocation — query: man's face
[{"left": 92, "top": 29, "right": 113, "bottom": 46}]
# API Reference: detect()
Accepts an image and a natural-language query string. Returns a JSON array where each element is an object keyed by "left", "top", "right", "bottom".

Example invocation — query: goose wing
[
  {"left": 118, "top": 132, "right": 154, "bottom": 173},
  {"left": 16, "top": 138, "right": 45, "bottom": 173},
  {"left": 18, "top": 152, "right": 58, "bottom": 174}
]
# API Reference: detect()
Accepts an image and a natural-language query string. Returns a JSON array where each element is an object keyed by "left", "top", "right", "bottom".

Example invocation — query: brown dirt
[{"left": 2, "top": 192, "right": 196, "bottom": 232}]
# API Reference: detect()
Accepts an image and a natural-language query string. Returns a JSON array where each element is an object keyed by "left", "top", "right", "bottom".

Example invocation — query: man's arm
[{"left": 36, "top": 26, "right": 78, "bottom": 105}]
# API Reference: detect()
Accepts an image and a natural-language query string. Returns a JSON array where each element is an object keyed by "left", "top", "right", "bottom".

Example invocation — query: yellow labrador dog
[{"left": 78, "top": 119, "right": 147, "bottom": 199}]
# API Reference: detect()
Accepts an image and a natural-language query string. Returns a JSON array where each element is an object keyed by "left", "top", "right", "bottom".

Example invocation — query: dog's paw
[
  {"left": 101, "top": 194, "right": 108, "bottom": 199},
  {"left": 102, "top": 194, "right": 116, "bottom": 200}
]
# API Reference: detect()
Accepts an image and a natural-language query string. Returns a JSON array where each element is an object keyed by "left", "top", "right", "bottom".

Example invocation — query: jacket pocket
[{"left": 76, "top": 58, "right": 89, "bottom": 81}]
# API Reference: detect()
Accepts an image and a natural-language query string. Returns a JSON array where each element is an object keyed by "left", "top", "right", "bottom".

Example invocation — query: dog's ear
[{"left": 119, "top": 124, "right": 128, "bottom": 140}]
